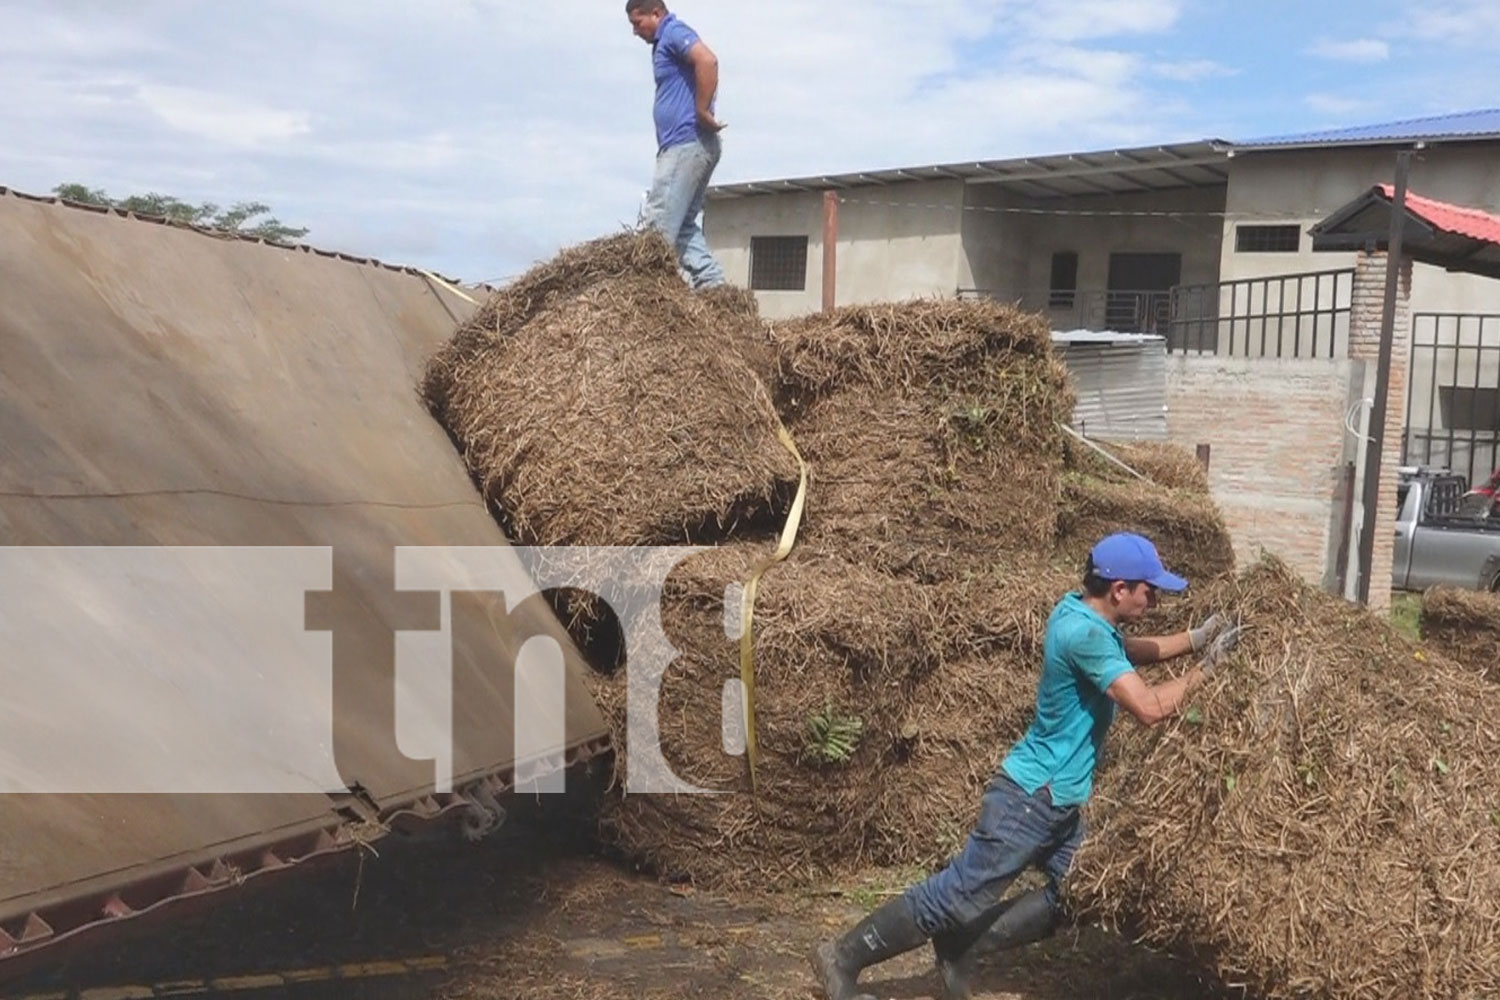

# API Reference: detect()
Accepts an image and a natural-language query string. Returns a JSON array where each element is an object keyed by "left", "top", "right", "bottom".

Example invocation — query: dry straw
[
  {"left": 420, "top": 229, "right": 795, "bottom": 547},
  {"left": 1421, "top": 586, "right": 1500, "bottom": 679},
  {"left": 423, "top": 232, "right": 1500, "bottom": 997},
  {"left": 773, "top": 301, "right": 1076, "bottom": 582},
  {"left": 1072, "top": 560, "right": 1500, "bottom": 1000}
]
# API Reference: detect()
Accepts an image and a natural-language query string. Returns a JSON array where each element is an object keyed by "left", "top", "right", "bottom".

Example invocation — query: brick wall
[{"left": 1166, "top": 356, "right": 1354, "bottom": 585}]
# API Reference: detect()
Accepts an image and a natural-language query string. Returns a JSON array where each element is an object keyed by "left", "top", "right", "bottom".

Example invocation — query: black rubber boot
[
  {"left": 933, "top": 889, "right": 1059, "bottom": 1000},
  {"left": 810, "top": 896, "right": 930, "bottom": 1000}
]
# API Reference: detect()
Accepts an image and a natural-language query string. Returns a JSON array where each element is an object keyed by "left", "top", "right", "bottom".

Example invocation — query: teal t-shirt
[{"left": 1000, "top": 592, "right": 1136, "bottom": 807}]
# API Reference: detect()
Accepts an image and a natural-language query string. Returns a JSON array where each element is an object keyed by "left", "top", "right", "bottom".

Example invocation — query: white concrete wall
[
  {"left": 1218, "top": 144, "right": 1500, "bottom": 471},
  {"left": 704, "top": 180, "right": 966, "bottom": 319},
  {"left": 960, "top": 183, "right": 1227, "bottom": 306},
  {"left": 1220, "top": 142, "right": 1500, "bottom": 318}
]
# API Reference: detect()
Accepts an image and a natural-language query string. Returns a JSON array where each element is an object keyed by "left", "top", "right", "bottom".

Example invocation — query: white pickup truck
[{"left": 1393, "top": 468, "right": 1500, "bottom": 592}]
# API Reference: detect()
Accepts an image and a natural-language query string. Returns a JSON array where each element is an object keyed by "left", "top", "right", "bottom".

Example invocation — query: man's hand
[
  {"left": 697, "top": 111, "right": 726, "bottom": 133},
  {"left": 1201, "top": 624, "right": 1243, "bottom": 675},
  {"left": 1189, "top": 613, "right": 1229, "bottom": 654}
]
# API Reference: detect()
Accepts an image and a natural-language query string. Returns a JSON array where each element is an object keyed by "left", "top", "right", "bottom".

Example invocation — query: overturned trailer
[{"left": 0, "top": 188, "right": 610, "bottom": 970}]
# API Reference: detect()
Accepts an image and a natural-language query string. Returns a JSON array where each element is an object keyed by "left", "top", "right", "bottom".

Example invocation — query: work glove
[
  {"left": 1200, "top": 624, "right": 1243, "bottom": 676},
  {"left": 1189, "top": 613, "right": 1229, "bottom": 654}
]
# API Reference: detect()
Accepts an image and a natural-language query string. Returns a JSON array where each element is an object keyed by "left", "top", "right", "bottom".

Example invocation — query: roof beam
[
  {"left": 967, "top": 150, "right": 1228, "bottom": 185},
  {"left": 1016, "top": 177, "right": 1074, "bottom": 197},
  {"left": 1151, "top": 166, "right": 1211, "bottom": 187},
  {"left": 1065, "top": 174, "right": 1139, "bottom": 195}
]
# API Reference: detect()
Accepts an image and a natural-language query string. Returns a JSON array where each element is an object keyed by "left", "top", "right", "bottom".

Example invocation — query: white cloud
[
  {"left": 1016, "top": 0, "right": 1183, "bottom": 41},
  {"left": 1154, "top": 59, "right": 1236, "bottom": 82},
  {"left": 0, "top": 8, "right": 164, "bottom": 57},
  {"left": 1402, "top": 0, "right": 1500, "bottom": 43},
  {"left": 6, "top": 0, "right": 1483, "bottom": 284},
  {"left": 1307, "top": 38, "right": 1390, "bottom": 63},
  {"left": 136, "top": 85, "right": 313, "bottom": 149}
]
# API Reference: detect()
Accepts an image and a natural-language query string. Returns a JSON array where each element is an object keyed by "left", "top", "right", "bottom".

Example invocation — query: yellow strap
[
  {"left": 418, "top": 269, "right": 480, "bottom": 306},
  {"left": 739, "top": 417, "right": 808, "bottom": 794}
]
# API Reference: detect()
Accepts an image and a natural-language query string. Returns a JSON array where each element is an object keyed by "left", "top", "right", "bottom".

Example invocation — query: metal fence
[
  {"left": 963, "top": 267, "right": 1354, "bottom": 359},
  {"left": 1405, "top": 312, "right": 1500, "bottom": 489},
  {"left": 956, "top": 287, "right": 1171, "bottom": 335},
  {"left": 1165, "top": 268, "right": 1354, "bottom": 358}
]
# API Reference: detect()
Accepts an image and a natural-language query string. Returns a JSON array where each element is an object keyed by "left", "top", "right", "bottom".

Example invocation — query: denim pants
[
  {"left": 643, "top": 132, "right": 727, "bottom": 289},
  {"left": 905, "top": 772, "right": 1084, "bottom": 936}
]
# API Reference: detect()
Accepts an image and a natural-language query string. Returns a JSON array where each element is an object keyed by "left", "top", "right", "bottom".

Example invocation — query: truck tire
[{"left": 1481, "top": 554, "right": 1500, "bottom": 593}]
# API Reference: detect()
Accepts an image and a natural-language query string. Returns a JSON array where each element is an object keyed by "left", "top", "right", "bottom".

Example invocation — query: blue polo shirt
[
  {"left": 1000, "top": 593, "right": 1136, "bottom": 807},
  {"left": 652, "top": 13, "right": 710, "bottom": 152}
]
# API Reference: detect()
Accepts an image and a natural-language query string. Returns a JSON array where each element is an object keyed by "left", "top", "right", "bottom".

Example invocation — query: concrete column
[{"left": 1346, "top": 250, "right": 1412, "bottom": 612}]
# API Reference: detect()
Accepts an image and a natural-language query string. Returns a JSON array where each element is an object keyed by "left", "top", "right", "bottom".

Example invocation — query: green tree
[{"left": 52, "top": 183, "right": 310, "bottom": 242}]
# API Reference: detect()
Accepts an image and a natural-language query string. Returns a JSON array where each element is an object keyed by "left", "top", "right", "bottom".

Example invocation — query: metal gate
[
  {"left": 957, "top": 266, "right": 1355, "bottom": 358},
  {"left": 1166, "top": 268, "right": 1354, "bottom": 358},
  {"left": 1405, "top": 312, "right": 1500, "bottom": 489}
]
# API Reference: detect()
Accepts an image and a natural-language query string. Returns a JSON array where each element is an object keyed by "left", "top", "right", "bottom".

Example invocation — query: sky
[{"left": 3, "top": 0, "right": 1498, "bottom": 283}]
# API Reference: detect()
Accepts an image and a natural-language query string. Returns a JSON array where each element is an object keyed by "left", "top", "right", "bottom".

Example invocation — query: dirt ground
[{"left": 1, "top": 797, "right": 1210, "bottom": 1000}]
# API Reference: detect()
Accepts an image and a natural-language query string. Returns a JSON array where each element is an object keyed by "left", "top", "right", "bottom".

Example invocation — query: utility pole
[
  {"left": 822, "top": 192, "right": 838, "bottom": 314},
  {"left": 1356, "top": 149, "right": 1412, "bottom": 606}
]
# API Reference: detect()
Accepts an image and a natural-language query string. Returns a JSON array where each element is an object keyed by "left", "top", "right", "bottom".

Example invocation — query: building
[
  {"left": 704, "top": 108, "right": 1500, "bottom": 329},
  {"left": 704, "top": 110, "right": 1500, "bottom": 599}
]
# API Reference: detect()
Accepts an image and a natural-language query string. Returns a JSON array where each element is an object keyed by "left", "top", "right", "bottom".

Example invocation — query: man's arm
[
  {"left": 1127, "top": 614, "right": 1232, "bottom": 666},
  {"left": 1106, "top": 668, "right": 1205, "bottom": 727},
  {"left": 685, "top": 41, "right": 722, "bottom": 131},
  {"left": 1124, "top": 631, "right": 1194, "bottom": 666}
]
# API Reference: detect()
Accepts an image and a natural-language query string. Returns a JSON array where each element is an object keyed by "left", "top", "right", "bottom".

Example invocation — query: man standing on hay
[
  {"left": 812, "top": 533, "right": 1239, "bottom": 1000},
  {"left": 625, "top": 0, "right": 728, "bottom": 289}
]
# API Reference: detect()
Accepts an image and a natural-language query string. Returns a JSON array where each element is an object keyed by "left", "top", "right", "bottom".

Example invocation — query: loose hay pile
[
  {"left": 1421, "top": 586, "right": 1500, "bottom": 678},
  {"left": 1071, "top": 560, "right": 1500, "bottom": 1000},
  {"left": 420, "top": 229, "right": 795, "bottom": 547}
]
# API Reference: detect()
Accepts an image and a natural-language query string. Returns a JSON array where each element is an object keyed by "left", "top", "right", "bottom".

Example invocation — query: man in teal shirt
[{"left": 812, "top": 533, "right": 1240, "bottom": 1000}]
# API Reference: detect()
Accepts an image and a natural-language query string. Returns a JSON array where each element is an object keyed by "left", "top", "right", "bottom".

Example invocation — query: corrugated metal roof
[
  {"left": 708, "top": 141, "right": 1229, "bottom": 200},
  {"left": 1232, "top": 108, "right": 1500, "bottom": 151},
  {"left": 711, "top": 109, "right": 1500, "bottom": 200}
]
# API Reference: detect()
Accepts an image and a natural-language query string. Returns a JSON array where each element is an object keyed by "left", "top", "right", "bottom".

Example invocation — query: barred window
[
  {"left": 750, "top": 236, "right": 809, "bottom": 291},
  {"left": 1235, "top": 224, "right": 1301, "bottom": 253},
  {"left": 1439, "top": 386, "right": 1500, "bottom": 431},
  {"left": 1048, "top": 251, "right": 1079, "bottom": 307}
]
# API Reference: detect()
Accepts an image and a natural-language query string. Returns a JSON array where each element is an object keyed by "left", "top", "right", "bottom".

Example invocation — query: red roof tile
[{"left": 1379, "top": 183, "right": 1500, "bottom": 245}]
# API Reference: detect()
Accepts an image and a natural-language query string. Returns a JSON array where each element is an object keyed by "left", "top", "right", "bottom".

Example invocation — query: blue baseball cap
[{"left": 1089, "top": 533, "right": 1188, "bottom": 593}]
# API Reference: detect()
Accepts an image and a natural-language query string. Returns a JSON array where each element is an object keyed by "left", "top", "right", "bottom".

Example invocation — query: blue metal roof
[{"left": 1234, "top": 108, "right": 1500, "bottom": 149}]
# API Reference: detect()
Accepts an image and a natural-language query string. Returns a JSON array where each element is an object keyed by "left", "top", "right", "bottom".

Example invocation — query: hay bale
[
  {"left": 771, "top": 301, "right": 1075, "bottom": 581},
  {"left": 597, "top": 542, "right": 1048, "bottom": 887},
  {"left": 1057, "top": 475, "right": 1235, "bottom": 586},
  {"left": 1070, "top": 559, "right": 1500, "bottom": 1000},
  {"left": 1064, "top": 438, "right": 1212, "bottom": 496},
  {"left": 423, "top": 230, "right": 676, "bottom": 414},
  {"left": 421, "top": 230, "right": 795, "bottom": 547},
  {"left": 1113, "top": 442, "right": 1212, "bottom": 495},
  {"left": 1422, "top": 586, "right": 1500, "bottom": 678}
]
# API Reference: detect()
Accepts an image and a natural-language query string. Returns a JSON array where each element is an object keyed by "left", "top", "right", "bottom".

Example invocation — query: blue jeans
[
  {"left": 644, "top": 132, "right": 727, "bottom": 289},
  {"left": 905, "top": 773, "right": 1084, "bottom": 936}
]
